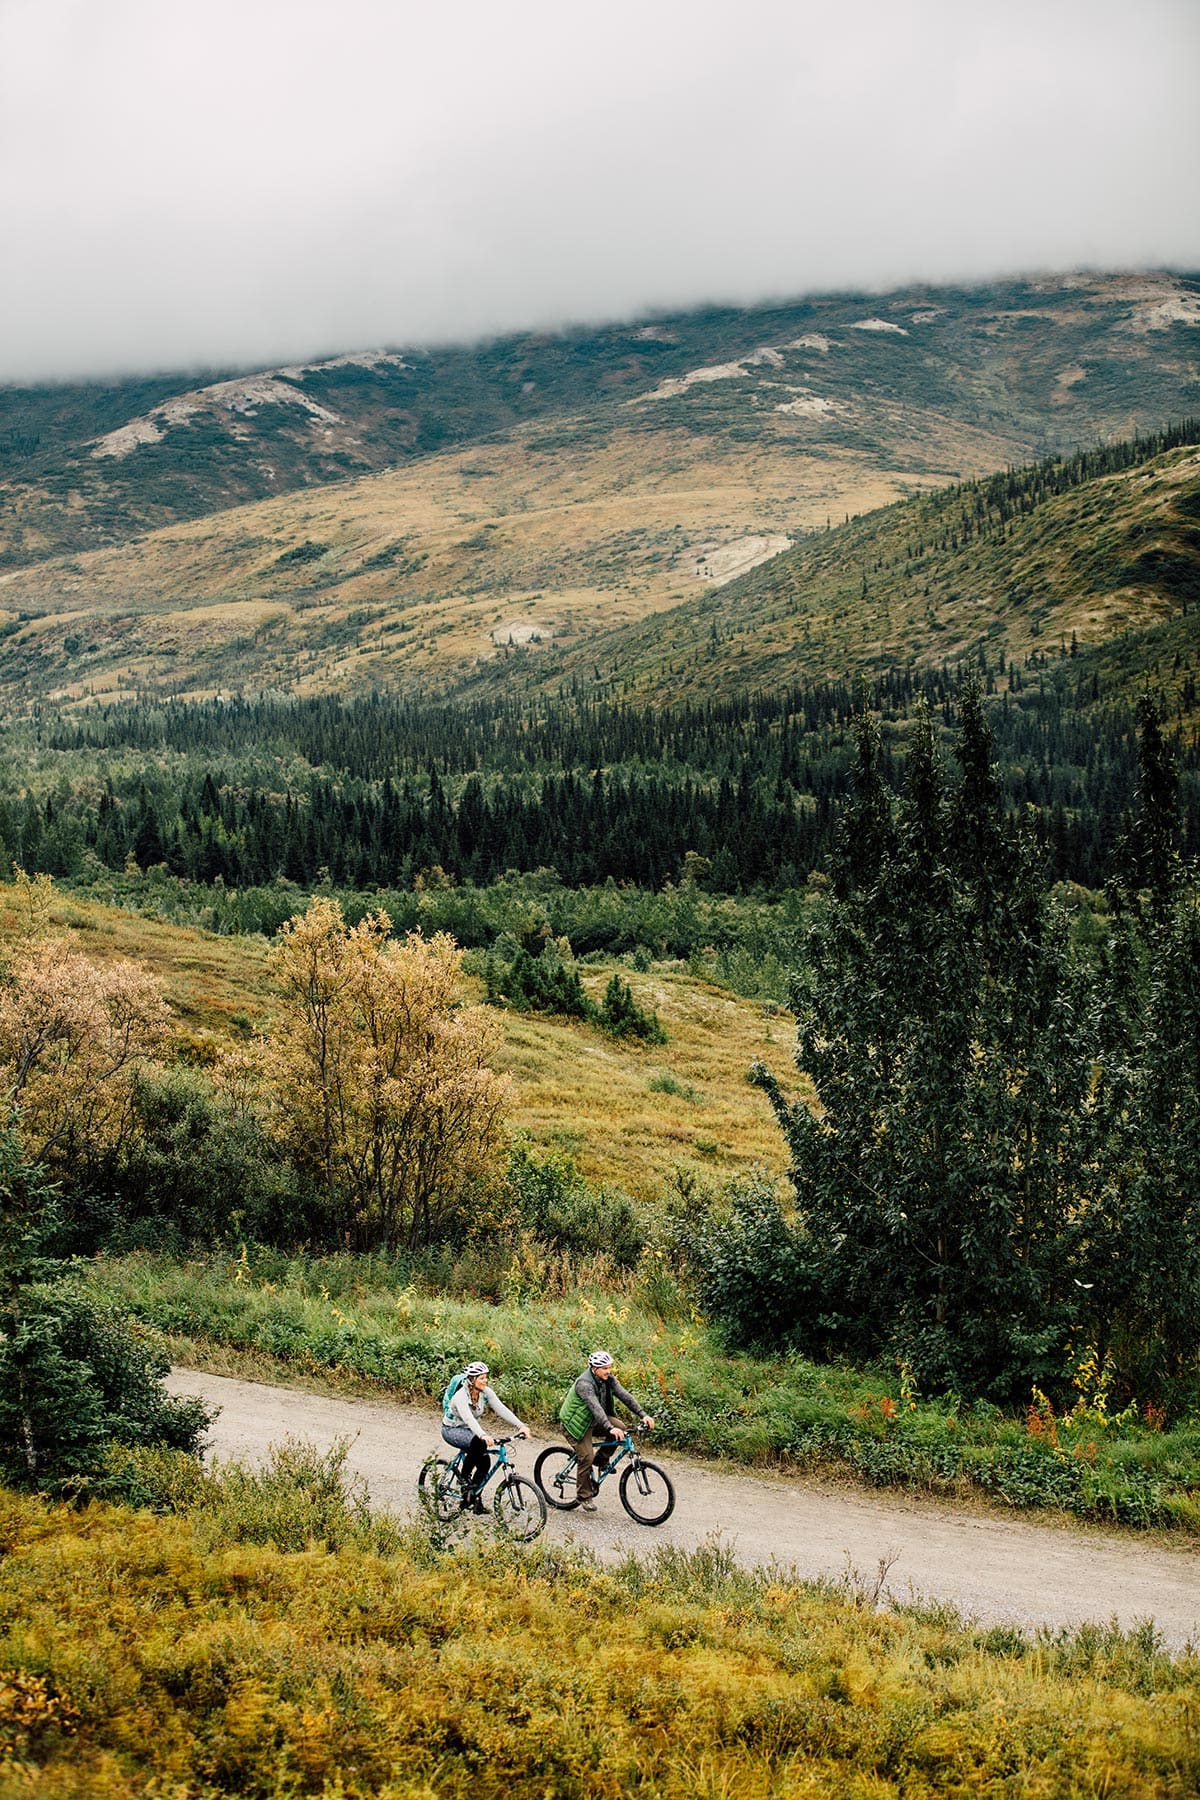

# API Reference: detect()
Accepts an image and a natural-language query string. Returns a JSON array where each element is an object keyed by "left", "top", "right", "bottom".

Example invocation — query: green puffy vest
[{"left": 559, "top": 1379, "right": 598, "bottom": 1442}]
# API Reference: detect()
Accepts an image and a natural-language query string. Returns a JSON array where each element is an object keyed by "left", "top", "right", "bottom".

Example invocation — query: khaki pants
[{"left": 574, "top": 1425, "right": 617, "bottom": 1499}]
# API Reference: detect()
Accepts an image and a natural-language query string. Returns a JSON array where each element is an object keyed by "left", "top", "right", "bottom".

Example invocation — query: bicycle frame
[
  {"left": 452, "top": 1435, "right": 517, "bottom": 1495},
  {"left": 421, "top": 1432, "right": 547, "bottom": 1540},
  {"left": 562, "top": 1427, "right": 642, "bottom": 1488},
  {"left": 534, "top": 1424, "right": 674, "bottom": 1525}
]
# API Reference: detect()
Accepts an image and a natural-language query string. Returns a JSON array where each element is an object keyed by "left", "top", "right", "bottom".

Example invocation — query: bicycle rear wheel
[
  {"left": 493, "top": 1474, "right": 547, "bottom": 1541},
  {"left": 418, "top": 1456, "right": 465, "bottom": 1523},
  {"left": 534, "top": 1444, "right": 581, "bottom": 1510},
  {"left": 619, "top": 1458, "right": 675, "bottom": 1526}
]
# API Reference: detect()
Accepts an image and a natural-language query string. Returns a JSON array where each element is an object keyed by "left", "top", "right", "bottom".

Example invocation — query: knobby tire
[
  {"left": 619, "top": 1458, "right": 675, "bottom": 1526},
  {"left": 493, "top": 1473, "right": 547, "bottom": 1541},
  {"left": 418, "top": 1456, "right": 465, "bottom": 1524},
  {"left": 534, "top": 1444, "right": 581, "bottom": 1510}
]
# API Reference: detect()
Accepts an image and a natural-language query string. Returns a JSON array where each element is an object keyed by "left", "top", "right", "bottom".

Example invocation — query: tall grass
[
  {"left": 1, "top": 1450, "right": 1197, "bottom": 1799},
  {"left": 86, "top": 1248, "right": 1200, "bottom": 1534}
]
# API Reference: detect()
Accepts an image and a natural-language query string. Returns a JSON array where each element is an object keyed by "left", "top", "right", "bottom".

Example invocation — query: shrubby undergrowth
[
  {"left": 1, "top": 1449, "right": 1197, "bottom": 1797},
  {"left": 483, "top": 937, "right": 666, "bottom": 1041}
]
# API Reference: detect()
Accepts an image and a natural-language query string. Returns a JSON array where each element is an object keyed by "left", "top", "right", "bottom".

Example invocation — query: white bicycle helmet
[
  {"left": 464, "top": 1360, "right": 489, "bottom": 1379},
  {"left": 588, "top": 1350, "right": 614, "bottom": 1370}
]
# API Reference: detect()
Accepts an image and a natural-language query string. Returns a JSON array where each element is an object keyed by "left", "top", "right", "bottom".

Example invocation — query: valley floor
[{"left": 169, "top": 1367, "right": 1200, "bottom": 1653}]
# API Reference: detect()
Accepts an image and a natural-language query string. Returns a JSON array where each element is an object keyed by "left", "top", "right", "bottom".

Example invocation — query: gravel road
[{"left": 168, "top": 1368, "right": 1200, "bottom": 1652}]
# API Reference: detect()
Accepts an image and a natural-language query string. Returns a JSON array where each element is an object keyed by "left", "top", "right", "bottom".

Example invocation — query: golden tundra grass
[
  {"left": 0, "top": 403, "right": 1001, "bottom": 706},
  {"left": 545, "top": 446, "right": 1200, "bottom": 720},
  {"left": 1, "top": 1482, "right": 1197, "bottom": 1799},
  {"left": 492, "top": 964, "right": 797, "bottom": 1192},
  {"left": 17, "top": 890, "right": 795, "bottom": 1190}
]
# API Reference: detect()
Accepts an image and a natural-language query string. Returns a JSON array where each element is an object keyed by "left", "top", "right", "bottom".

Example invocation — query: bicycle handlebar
[{"left": 597, "top": 1424, "right": 652, "bottom": 1446}]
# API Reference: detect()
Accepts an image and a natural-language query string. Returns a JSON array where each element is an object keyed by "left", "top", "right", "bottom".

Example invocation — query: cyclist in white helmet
[
  {"left": 441, "top": 1360, "right": 529, "bottom": 1513},
  {"left": 558, "top": 1349, "right": 655, "bottom": 1511}
]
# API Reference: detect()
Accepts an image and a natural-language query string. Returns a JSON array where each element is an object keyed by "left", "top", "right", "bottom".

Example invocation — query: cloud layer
[{"left": 2, "top": 0, "right": 1198, "bottom": 381}]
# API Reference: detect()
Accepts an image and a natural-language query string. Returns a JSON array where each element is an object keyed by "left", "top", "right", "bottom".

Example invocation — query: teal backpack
[{"left": 442, "top": 1371, "right": 471, "bottom": 1424}]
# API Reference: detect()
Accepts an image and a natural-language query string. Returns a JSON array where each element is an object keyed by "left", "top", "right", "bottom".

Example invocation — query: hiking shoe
[{"left": 580, "top": 1499, "right": 598, "bottom": 1512}]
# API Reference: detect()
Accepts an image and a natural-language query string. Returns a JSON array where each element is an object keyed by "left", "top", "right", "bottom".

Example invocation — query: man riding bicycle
[
  {"left": 559, "top": 1349, "right": 654, "bottom": 1511},
  {"left": 442, "top": 1360, "right": 529, "bottom": 1513}
]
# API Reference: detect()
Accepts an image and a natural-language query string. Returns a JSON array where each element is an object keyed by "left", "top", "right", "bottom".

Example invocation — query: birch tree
[{"left": 265, "top": 898, "right": 510, "bottom": 1248}]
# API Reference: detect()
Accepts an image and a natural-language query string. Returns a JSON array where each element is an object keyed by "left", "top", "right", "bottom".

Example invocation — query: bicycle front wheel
[
  {"left": 493, "top": 1474, "right": 547, "bottom": 1541},
  {"left": 534, "top": 1444, "right": 581, "bottom": 1511},
  {"left": 619, "top": 1458, "right": 675, "bottom": 1526},
  {"left": 418, "top": 1456, "right": 465, "bottom": 1523}
]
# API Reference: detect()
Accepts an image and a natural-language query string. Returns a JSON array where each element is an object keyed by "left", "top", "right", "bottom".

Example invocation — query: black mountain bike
[
  {"left": 534, "top": 1426, "right": 675, "bottom": 1525},
  {"left": 418, "top": 1436, "right": 547, "bottom": 1541}
]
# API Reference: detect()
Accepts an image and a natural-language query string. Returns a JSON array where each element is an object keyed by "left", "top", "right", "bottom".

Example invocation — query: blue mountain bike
[
  {"left": 534, "top": 1427, "right": 675, "bottom": 1525},
  {"left": 418, "top": 1436, "right": 547, "bottom": 1541}
]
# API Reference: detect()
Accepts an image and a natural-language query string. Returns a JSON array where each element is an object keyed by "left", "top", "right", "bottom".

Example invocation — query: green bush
[
  {"left": 598, "top": 972, "right": 666, "bottom": 1043},
  {"left": 484, "top": 944, "right": 666, "bottom": 1043},
  {"left": 95, "top": 1434, "right": 404, "bottom": 1554},
  {"left": 647, "top": 1071, "right": 700, "bottom": 1103},
  {"left": 506, "top": 1143, "right": 645, "bottom": 1269},
  {"left": 0, "top": 1286, "right": 210, "bottom": 1492},
  {"left": 274, "top": 538, "right": 327, "bottom": 566},
  {"left": 485, "top": 942, "right": 594, "bottom": 1020},
  {"left": 668, "top": 1174, "right": 817, "bottom": 1349},
  {"left": 73, "top": 1067, "right": 330, "bottom": 1253},
  {"left": 198, "top": 1437, "right": 389, "bottom": 1552}
]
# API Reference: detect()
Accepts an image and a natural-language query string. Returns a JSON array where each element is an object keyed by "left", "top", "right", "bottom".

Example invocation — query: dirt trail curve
[{"left": 168, "top": 1369, "right": 1200, "bottom": 1653}]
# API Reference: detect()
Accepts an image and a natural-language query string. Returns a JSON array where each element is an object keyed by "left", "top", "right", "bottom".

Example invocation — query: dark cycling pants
[{"left": 442, "top": 1423, "right": 489, "bottom": 1489}]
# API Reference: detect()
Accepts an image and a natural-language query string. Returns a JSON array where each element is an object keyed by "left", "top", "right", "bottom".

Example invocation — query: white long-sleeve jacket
[{"left": 447, "top": 1382, "right": 525, "bottom": 1440}]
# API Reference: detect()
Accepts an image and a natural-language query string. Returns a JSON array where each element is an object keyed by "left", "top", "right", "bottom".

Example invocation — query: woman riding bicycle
[
  {"left": 560, "top": 1349, "right": 654, "bottom": 1511},
  {"left": 442, "top": 1360, "right": 529, "bottom": 1513}
]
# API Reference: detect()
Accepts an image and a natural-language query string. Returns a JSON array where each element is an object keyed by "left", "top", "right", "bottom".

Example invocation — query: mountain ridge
[
  {"left": 0, "top": 271, "right": 1197, "bottom": 720},
  {"left": 3, "top": 270, "right": 1197, "bottom": 571}
]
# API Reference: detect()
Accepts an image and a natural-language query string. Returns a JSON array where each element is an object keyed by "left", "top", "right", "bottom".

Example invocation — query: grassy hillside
[
  {"left": 13, "top": 886, "right": 796, "bottom": 1195},
  {"left": 4, "top": 270, "right": 1194, "bottom": 568},
  {"left": 1, "top": 424, "right": 1195, "bottom": 726},
  {"left": 0, "top": 419, "right": 946, "bottom": 708},
  {"left": 4, "top": 272, "right": 1196, "bottom": 575},
  {"left": 1, "top": 273, "right": 1198, "bottom": 710},
  {"left": 469, "top": 431, "right": 1200, "bottom": 716}
]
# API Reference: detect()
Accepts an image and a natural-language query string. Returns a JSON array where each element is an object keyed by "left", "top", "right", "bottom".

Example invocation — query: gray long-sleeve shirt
[
  {"left": 448, "top": 1382, "right": 524, "bottom": 1440},
  {"left": 574, "top": 1368, "right": 644, "bottom": 1433}
]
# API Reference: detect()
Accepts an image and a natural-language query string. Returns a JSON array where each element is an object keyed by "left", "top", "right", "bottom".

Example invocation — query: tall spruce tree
[
  {"left": 0, "top": 1123, "right": 210, "bottom": 1489},
  {"left": 755, "top": 689, "right": 1098, "bottom": 1398},
  {"left": 1083, "top": 700, "right": 1200, "bottom": 1404}
]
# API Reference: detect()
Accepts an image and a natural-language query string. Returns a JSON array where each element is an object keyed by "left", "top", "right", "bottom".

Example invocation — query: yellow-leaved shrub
[{"left": 1, "top": 1480, "right": 1197, "bottom": 1799}]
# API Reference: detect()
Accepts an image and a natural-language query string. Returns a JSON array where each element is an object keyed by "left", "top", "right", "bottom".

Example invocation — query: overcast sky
[{"left": 2, "top": 0, "right": 1198, "bottom": 383}]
